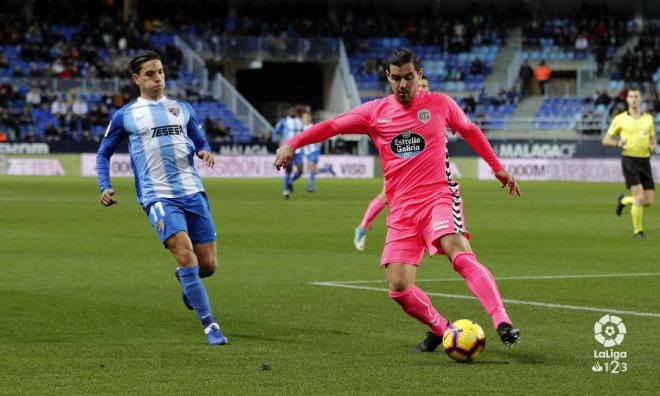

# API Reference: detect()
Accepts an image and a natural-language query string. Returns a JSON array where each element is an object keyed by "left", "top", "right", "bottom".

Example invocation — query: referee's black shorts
[{"left": 621, "top": 155, "right": 655, "bottom": 190}]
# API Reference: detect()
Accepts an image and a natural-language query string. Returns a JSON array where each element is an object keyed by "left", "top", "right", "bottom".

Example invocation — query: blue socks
[
  {"left": 176, "top": 266, "right": 215, "bottom": 328},
  {"left": 284, "top": 174, "right": 292, "bottom": 191},
  {"left": 308, "top": 171, "right": 316, "bottom": 191},
  {"left": 292, "top": 171, "right": 302, "bottom": 182}
]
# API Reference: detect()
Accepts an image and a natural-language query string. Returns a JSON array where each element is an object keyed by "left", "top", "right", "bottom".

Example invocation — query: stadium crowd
[
  {"left": 611, "top": 23, "right": 660, "bottom": 84},
  {"left": 0, "top": 3, "right": 658, "bottom": 142}
]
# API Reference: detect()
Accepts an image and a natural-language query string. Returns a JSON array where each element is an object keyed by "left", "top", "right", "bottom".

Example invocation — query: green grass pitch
[{"left": 0, "top": 176, "right": 658, "bottom": 394}]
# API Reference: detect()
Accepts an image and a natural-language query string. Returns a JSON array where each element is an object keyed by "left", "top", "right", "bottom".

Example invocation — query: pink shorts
[{"left": 380, "top": 194, "right": 470, "bottom": 267}]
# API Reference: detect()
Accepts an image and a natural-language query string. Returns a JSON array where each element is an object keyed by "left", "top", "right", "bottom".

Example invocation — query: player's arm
[
  {"left": 97, "top": 110, "right": 126, "bottom": 206},
  {"left": 649, "top": 119, "right": 657, "bottom": 154},
  {"left": 275, "top": 102, "right": 374, "bottom": 170},
  {"left": 272, "top": 119, "right": 284, "bottom": 144},
  {"left": 186, "top": 103, "right": 214, "bottom": 168},
  {"left": 446, "top": 97, "right": 520, "bottom": 196},
  {"left": 602, "top": 116, "right": 625, "bottom": 148}
]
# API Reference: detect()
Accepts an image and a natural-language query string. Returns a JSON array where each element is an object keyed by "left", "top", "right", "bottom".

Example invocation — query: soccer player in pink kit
[
  {"left": 354, "top": 76, "right": 430, "bottom": 251},
  {"left": 275, "top": 48, "right": 521, "bottom": 351}
]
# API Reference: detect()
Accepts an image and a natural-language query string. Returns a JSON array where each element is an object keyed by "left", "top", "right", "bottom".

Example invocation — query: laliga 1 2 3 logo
[
  {"left": 591, "top": 314, "right": 628, "bottom": 374},
  {"left": 594, "top": 314, "right": 626, "bottom": 347}
]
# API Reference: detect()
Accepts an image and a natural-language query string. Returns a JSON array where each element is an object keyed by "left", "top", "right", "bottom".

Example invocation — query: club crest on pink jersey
[
  {"left": 390, "top": 129, "right": 426, "bottom": 158},
  {"left": 418, "top": 109, "right": 431, "bottom": 123}
]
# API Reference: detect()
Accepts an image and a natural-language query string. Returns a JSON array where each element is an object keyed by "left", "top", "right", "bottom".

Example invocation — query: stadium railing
[
  {"left": 175, "top": 36, "right": 209, "bottom": 94},
  {"left": 211, "top": 73, "right": 273, "bottom": 141},
  {"left": 187, "top": 36, "right": 340, "bottom": 63}
]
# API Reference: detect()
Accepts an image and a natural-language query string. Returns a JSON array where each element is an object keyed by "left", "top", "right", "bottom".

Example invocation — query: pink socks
[
  {"left": 359, "top": 196, "right": 387, "bottom": 230},
  {"left": 452, "top": 252, "right": 511, "bottom": 328},
  {"left": 389, "top": 285, "right": 448, "bottom": 336}
]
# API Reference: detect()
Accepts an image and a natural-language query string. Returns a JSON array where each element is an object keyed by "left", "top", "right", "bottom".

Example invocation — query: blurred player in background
[
  {"left": 300, "top": 106, "right": 336, "bottom": 193},
  {"left": 353, "top": 75, "right": 430, "bottom": 251},
  {"left": 276, "top": 48, "right": 520, "bottom": 351},
  {"left": 272, "top": 106, "right": 304, "bottom": 199},
  {"left": 603, "top": 88, "right": 656, "bottom": 238},
  {"left": 96, "top": 50, "right": 228, "bottom": 345}
]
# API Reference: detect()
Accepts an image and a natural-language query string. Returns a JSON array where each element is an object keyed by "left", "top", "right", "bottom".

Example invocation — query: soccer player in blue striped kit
[{"left": 96, "top": 51, "right": 227, "bottom": 345}]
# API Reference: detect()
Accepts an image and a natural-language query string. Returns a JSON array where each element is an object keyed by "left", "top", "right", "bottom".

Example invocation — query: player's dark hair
[
  {"left": 130, "top": 50, "right": 161, "bottom": 75},
  {"left": 387, "top": 48, "right": 421, "bottom": 72},
  {"left": 627, "top": 85, "right": 643, "bottom": 95}
]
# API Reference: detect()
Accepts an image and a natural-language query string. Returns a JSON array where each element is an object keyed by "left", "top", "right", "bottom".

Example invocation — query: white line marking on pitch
[
  {"left": 317, "top": 272, "right": 660, "bottom": 284},
  {"left": 310, "top": 272, "right": 660, "bottom": 319}
]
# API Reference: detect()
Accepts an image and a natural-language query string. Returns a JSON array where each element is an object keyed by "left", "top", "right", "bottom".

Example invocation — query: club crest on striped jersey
[
  {"left": 168, "top": 106, "right": 180, "bottom": 117},
  {"left": 391, "top": 129, "right": 426, "bottom": 158},
  {"left": 417, "top": 109, "right": 431, "bottom": 123}
]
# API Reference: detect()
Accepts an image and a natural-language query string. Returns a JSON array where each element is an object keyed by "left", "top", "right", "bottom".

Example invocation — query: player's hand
[
  {"left": 100, "top": 188, "right": 118, "bottom": 206},
  {"left": 495, "top": 169, "right": 521, "bottom": 196},
  {"left": 617, "top": 139, "right": 627, "bottom": 149},
  {"left": 197, "top": 150, "right": 215, "bottom": 168},
  {"left": 274, "top": 144, "right": 294, "bottom": 170}
]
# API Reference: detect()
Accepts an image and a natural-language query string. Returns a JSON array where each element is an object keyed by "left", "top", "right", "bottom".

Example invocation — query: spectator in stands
[
  {"left": 204, "top": 115, "right": 220, "bottom": 142},
  {"left": 52, "top": 58, "right": 65, "bottom": 76},
  {"left": 534, "top": 60, "right": 552, "bottom": 96},
  {"left": 505, "top": 88, "right": 519, "bottom": 105},
  {"left": 88, "top": 103, "right": 108, "bottom": 127},
  {"left": 445, "top": 64, "right": 457, "bottom": 82},
  {"left": 29, "top": 63, "right": 43, "bottom": 78},
  {"left": 70, "top": 93, "right": 90, "bottom": 134},
  {"left": 0, "top": 130, "right": 8, "bottom": 142},
  {"left": 0, "top": 82, "right": 12, "bottom": 108},
  {"left": 98, "top": 103, "right": 111, "bottom": 125},
  {"left": 204, "top": 115, "right": 232, "bottom": 143},
  {"left": 463, "top": 95, "right": 476, "bottom": 113},
  {"left": 50, "top": 93, "right": 68, "bottom": 127},
  {"left": 71, "top": 93, "right": 89, "bottom": 118},
  {"left": 594, "top": 91, "right": 611, "bottom": 106},
  {"left": 12, "top": 65, "right": 25, "bottom": 77},
  {"left": 42, "top": 64, "right": 54, "bottom": 78},
  {"left": 454, "top": 67, "right": 465, "bottom": 82},
  {"left": 80, "top": 128, "right": 97, "bottom": 142},
  {"left": 580, "top": 109, "right": 601, "bottom": 135},
  {"left": 18, "top": 106, "right": 33, "bottom": 129},
  {"left": 43, "top": 122, "right": 61, "bottom": 141},
  {"left": 574, "top": 33, "right": 589, "bottom": 57},
  {"left": 470, "top": 58, "right": 484, "bottom": 75},
  {"left": 23, "top": 129, "right": 35, "bottom": 142},
  {"left": 205, "top": 56, "right": 224, "bottom": 79},
  {"left": 0, "top": 53, "right": 8, "bottom": 69},
  {"left": 25, "top": 83, "right": 42, "bottom": 107},
  {"left": 0, "top": 110, "right": 20, "bottom": 140},
  {"left": 518, "top": 60, "right": 534, "bottom": 98}
]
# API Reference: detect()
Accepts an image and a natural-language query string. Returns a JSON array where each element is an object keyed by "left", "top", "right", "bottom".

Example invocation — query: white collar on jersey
[{"left": 137, "top": 95, "right": 169, "bottom": 103}]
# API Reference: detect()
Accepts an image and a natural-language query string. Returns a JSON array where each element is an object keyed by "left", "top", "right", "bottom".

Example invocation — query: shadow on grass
[{"left": 417, "top": 350, "right": 546, "bottom": 367}]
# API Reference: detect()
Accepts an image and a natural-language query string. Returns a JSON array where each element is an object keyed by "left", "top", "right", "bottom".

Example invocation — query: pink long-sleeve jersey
[{"left": 286, "top": 90, "right": 503, "bottom": 210}]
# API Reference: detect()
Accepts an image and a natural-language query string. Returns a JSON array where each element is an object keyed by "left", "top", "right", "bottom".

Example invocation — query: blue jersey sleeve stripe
[
  {"left": 185, "top": 102, "right": 211, "bottom": 152},
  {"left": 96, "top": 108, "right": 126, "bottom": 192}
]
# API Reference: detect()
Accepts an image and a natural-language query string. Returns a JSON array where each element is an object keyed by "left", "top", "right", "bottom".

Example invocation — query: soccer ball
[{"left": 442, "top": 319, "right": 486, "bottom": 363}]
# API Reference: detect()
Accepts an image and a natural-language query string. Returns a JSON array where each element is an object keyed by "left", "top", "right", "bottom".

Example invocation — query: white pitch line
[
  {"left": 310, "top": 281, "right": 660, "bottom": 319},
  {"left": 317, "top": 272, "right": 660, "bottom": 285}
]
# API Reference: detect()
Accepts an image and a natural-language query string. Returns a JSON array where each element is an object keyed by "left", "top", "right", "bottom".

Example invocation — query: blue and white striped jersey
[
  {"left": 97, "top": 96, "right": 211, "bottom": 209},
  {"left": 301, "top": 122, "right": 320, "bottom": 156},
  {"left": 273, "top": 116, "right": 304, "bottom": 154}
]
